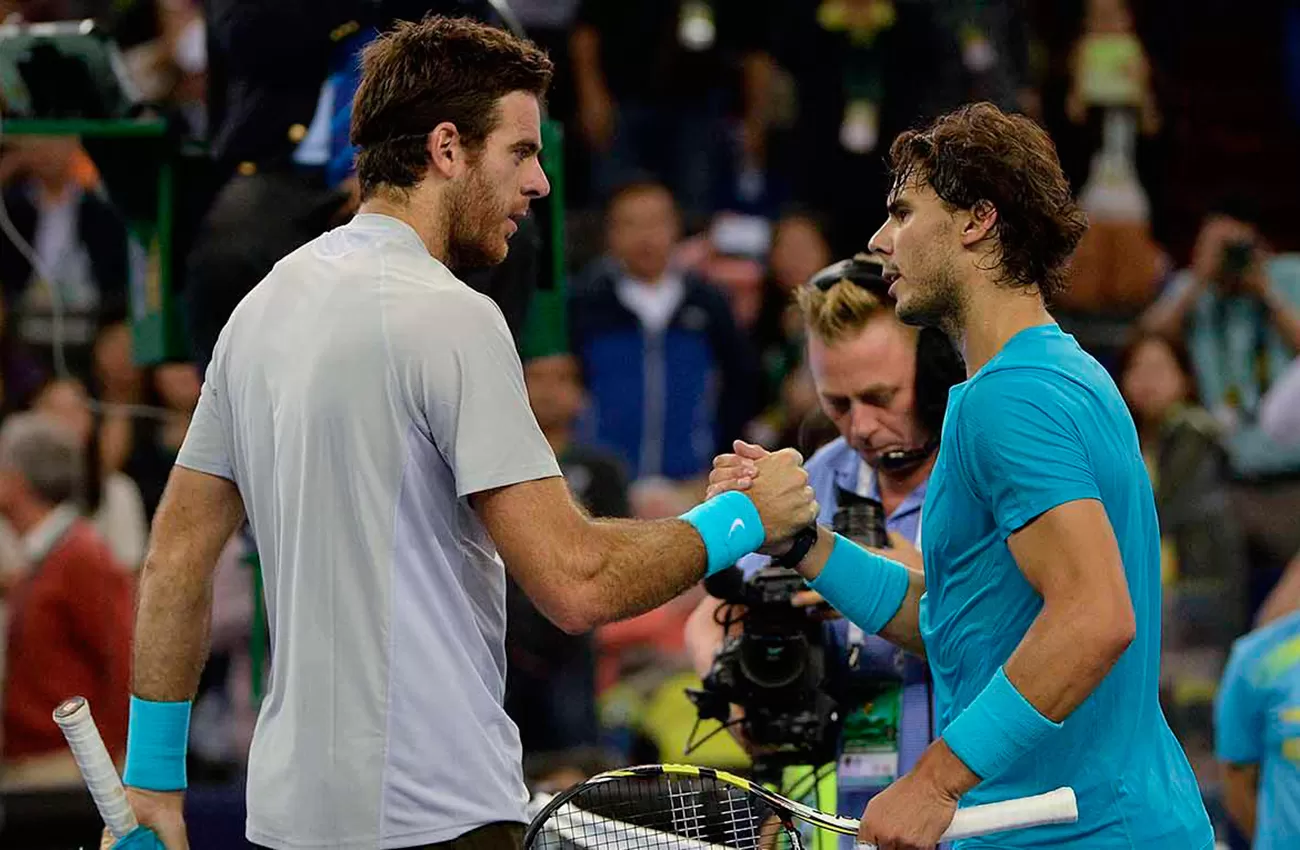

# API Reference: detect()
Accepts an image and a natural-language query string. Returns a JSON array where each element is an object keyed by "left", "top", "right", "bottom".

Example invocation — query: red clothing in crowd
[{"left": 3, "top": 518, "right": 134, "bottom": 761}]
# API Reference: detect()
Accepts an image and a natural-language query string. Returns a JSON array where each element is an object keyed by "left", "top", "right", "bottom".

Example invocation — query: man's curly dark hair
[{"left": 887, "top": 103, "right": 1089, "bottom": 302}]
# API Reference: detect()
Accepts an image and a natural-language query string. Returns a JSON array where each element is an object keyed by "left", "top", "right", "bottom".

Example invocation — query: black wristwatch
[{"left": 772, "top": 525, "right": 819, "bottom": 568}]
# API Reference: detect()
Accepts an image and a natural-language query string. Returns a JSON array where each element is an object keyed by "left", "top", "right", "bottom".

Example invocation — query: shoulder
[
  {"left": 57, "top": 521, "right": 123, "bottom": 571},
  {"left": 682, "top": 274, "right": 734, "bottom": 316}
]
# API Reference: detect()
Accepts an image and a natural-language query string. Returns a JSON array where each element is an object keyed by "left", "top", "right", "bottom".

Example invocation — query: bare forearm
[
  {"left": 132, "top": 554, "right": 215, "bottom": 701},
  {"left": 562, "top": 519, "right": 707, "bottom": 632},
  {"left": 1003, "top": 600, "right": 1134, "bottom": 722},
  {"left": 1222, "top": 768, "right": 1258, "bottom": 838},
  {"left": 879, "top": 571, "right": 927, "bottom": 657},
  {"left": 685, "top": 596, "right": 730, "bottom": 679}
]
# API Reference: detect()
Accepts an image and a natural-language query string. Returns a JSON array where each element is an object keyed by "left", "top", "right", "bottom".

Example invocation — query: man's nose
[
  {"left": 868, "top": 219, "right": 893, "bottom": 255},
  {"left": 525, "top": 159, "right": 550, "bottom": 199},
  {"left": 850, "top": 402, "right": 882, "bottom": 441}
]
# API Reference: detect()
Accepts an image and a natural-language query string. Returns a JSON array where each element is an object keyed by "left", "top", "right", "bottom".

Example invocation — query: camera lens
[{"left": 739, "top": 633, "right": 809, "bottom": 690}]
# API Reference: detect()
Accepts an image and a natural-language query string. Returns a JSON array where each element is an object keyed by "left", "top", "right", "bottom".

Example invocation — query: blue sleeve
[
  {"left": 1215, "top": 642, "right": 1265, "bottom": 765},
  {"left": 952, "top": 369, "right": 1101, "bottom": 539}
]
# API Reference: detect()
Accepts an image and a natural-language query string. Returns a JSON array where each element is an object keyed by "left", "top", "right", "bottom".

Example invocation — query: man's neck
[
  {"left": 876, "top": 453, "right": 935, "bottom": 516},
  {"left": 357, "top": 193, "right": 448, "bottom": 262},
  {"left": 951, "top": 280, "right": 1054, "bottom": 376},
  {"left": 7, "top": 500, "right": 55, "bottom": 538}
]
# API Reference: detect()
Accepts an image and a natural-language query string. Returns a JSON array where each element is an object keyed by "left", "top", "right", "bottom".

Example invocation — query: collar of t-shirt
[
  {"left": 22, "top": 503, "right": 80, "bottom": 566},
  {"left": 615, "top": 274, "right": 686, "bottom": 334}
]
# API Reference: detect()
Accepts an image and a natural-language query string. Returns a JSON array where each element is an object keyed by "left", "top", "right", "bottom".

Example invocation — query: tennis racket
[{"left": 523, "top": 763, "right": 1078, "bottom": 850}]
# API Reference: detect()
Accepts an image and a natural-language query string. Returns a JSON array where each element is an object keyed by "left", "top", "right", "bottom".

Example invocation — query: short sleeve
[
  {"left": 952, "top": 369, "right": 1101, "bottom": 539},
  {"left": 1267, "top": 255, "right": 1300, "bottom": 311},
  {"left": 1215, "top": 641, "right": 1264, "bottom": 764},
  {"left": 176, "top": 350, "right": 235, "bottom": 481},
  {"left": 391, "top": 285, "right": 560, "bottom": 498}
]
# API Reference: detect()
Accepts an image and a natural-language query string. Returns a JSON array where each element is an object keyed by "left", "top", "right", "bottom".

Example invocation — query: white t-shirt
[{"left": 176, "top": 213, "right": 561, "bottom": 849}]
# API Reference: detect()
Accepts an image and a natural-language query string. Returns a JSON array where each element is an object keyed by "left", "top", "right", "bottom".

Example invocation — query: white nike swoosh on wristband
[{"left": 729, "top": 518, "right": 746, "bottom": 538}]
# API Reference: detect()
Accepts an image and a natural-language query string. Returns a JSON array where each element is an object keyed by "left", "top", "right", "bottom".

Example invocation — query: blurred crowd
[{"left": 0, "top": 0, "right": 1299, "bottom": 847}]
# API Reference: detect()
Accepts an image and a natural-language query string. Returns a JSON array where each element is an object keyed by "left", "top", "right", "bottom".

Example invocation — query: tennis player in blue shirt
[
  {"left": 710, "top": 103, "right": 1213, "bottom": 849},
  {"left": 1215, "top": 610, "right": 1300, "bottom": 849}
]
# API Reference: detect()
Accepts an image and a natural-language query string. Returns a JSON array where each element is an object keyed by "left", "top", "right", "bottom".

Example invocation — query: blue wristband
[
  {"left": 123, "top": 696, "right": 191, "bottom": 792},
  {"left": 941, "top": 666, "right": 1063, "bottom": 780},
  {"left": 113, "top": 827, "right": 167, "bottom": 849},
  {"left": 680, "top": 490, "right": 766, "bottom": 576},
  {"left": 808, "top": 533, "right": 910, "bottom": 635}
]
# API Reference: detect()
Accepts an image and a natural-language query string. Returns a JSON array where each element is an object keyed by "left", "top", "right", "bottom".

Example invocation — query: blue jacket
[{"left": 569, "top": 270, "right": 760, "bottom": 480}]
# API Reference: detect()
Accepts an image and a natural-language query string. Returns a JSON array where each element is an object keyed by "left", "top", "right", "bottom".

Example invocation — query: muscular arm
[
  {"left": 1001, "top": 499, "right": 1136, "bottom": 721},
  {"left": 474, "top": 477, "right": 708, "bottom": 635},
  {"left": 132, "top": 467, "right": 246, "bottom": 701}
]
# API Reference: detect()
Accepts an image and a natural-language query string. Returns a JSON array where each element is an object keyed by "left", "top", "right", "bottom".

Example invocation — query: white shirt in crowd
[{"left": 176, "top": 213, "right": 561, "bottom": 850}]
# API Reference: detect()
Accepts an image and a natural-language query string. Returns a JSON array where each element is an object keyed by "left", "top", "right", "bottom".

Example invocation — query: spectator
[
  {"left": 753, "top": 212, "right": 831, "bottom": 409},
  {"left": 0, "top": 413, "right": 132, "bottom": 788},
  {"left": 569, "top": 0, "right": 775, "bottom": 217},
  {"left": 31, "top": 377, "right": 148, "bottom": 568},
  {"left": 1141, "top": 204, "right": 1300, "bottom": 590},
  {"left": 1214, "top": 609, "right": 1300, "bottom": 849},
  {"left": 1118, "top": 331, "right": 1246, "bottom": 781},
  {"left": 0, "top": 137, "right": 131, "bottom": 381},
  {"left": 505, "top": 352, "right": 629, "bottom": 754},
  {"left": 570, "top": 180, "right": 760, "bottom": 482},
  {"left": 1142, "top": 205, "right": 1300, "bottom": 475}
]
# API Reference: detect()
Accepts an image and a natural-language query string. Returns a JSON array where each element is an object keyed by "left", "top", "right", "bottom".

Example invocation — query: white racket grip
[
  {"left": 856, "top": 786, "right": 1077, "bottom": 849},
  {"left": 53, "top": 696, "right": 139, "bottom": 839}
]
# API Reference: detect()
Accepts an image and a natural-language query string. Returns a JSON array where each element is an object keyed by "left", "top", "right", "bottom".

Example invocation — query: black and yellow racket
[{"left": 524, "top": 763, "right": 1077, "bottom": 850}]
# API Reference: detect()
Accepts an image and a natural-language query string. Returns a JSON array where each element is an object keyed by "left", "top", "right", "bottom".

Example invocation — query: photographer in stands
[{"left": 684, "top": 255, "right": 964, "bottom": 848}]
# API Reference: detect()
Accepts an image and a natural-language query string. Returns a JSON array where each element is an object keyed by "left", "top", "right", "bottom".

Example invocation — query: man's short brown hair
[
  {"left": 351, "top": 16, "right": 553, "bottom": 198},
  {"left": 887, "top": 102, "right": 1088, "bottom": 302}
]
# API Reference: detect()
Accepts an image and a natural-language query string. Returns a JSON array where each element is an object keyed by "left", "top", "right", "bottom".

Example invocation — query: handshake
[{"left": 705, "top": 440, "right": 820, "bottom": 557}]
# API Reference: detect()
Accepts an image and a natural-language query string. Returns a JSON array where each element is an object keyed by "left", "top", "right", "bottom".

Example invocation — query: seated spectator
[
  {"left": 1141, "top": 203, "right": 1300, "bottom": 595},
  {"left": 1214, "top": 610, "right": 1300, "bottom": 849},
  {"left": 32, "top": 377, "right": 148, "bottom": 568},
  {"left": 1119, "top": 331, "right": 1246, "bottom": 781},
  {"left": 0, "top": 137, "right": 131, "bottom": 381},
  {"left": 505, "top": 353, "right": 629, "bottom": 755},
  {"left": 0, "top": 413, "right": 132, "bottom": 789},
  {"left": 570, "top": 180, "right": 760, "bottom": 482}
]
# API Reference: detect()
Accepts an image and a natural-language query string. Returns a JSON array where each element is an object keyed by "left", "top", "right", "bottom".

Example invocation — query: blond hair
[{"left": 795, "top": 275, "right": 894, "bottom": 344}]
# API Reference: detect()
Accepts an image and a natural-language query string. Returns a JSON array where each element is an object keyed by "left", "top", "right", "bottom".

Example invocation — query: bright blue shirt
[
  {"left": 1215, "top": 610, "right": 1300, "bottom": 849},
  {"left": 920, "top": 324, "right": 1212, "bottom": 849}
]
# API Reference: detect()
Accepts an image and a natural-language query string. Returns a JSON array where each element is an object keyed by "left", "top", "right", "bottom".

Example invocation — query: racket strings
[{"left": 530, "top": 774, "right": 796, "bottom": 849}]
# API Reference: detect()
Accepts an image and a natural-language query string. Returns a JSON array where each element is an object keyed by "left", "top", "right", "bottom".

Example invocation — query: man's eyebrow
[
  {"left": 512, "top": 139, "right": 541, "bottom": 156},
  {"left": 887, "top": 198, "right": 908, "bottom": 216}
]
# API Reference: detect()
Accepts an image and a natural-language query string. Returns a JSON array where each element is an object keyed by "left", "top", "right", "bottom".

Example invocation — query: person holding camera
[
  {"left": 1141, "top": 202, "right": 1300, "bottom": 480},
  {"left": 684, "top": 255, "right": 965, "bottom": 849}
]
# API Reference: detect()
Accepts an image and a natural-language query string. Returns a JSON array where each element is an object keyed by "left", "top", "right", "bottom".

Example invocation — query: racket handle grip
[
  {"left": 53, "top": 696, "right": 140, "bottom": 839},
  {"left": 855, "top": 786, "right": 1078, "bottom": 849}
]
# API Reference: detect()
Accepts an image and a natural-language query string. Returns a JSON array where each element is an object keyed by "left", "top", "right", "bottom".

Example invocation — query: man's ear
[
  {"left": 959, "top": 199, "right": 998, "bottom": 247},
  {"left": 427, "top": 122, "right": 464, "bottom": 179}
]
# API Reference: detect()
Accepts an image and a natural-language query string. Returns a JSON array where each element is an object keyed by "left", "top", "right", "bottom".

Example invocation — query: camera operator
[{"left": 684, "top": 255, "right": 964, "bottom": 848}]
